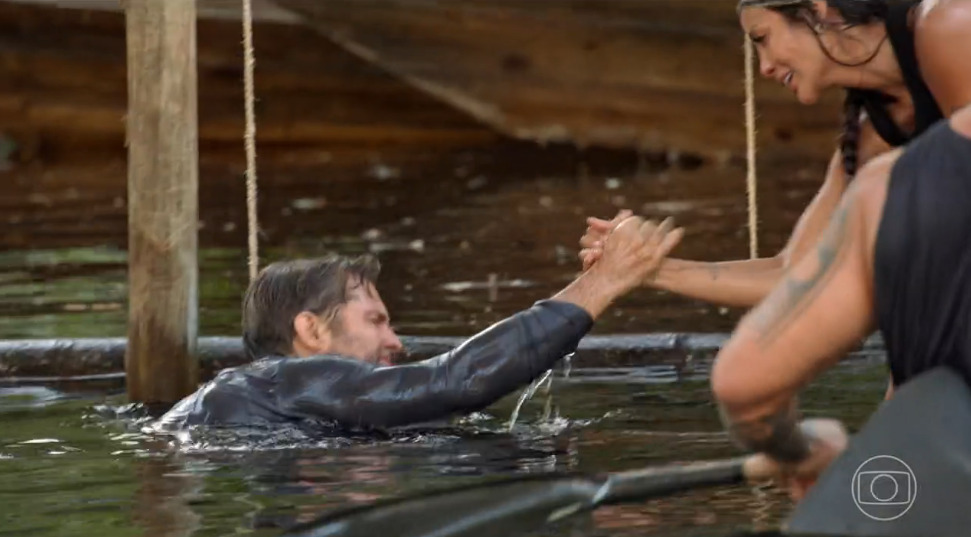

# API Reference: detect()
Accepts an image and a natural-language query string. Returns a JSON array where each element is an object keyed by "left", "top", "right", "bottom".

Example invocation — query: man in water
[
  {"left": 155, "top": 216, "right": 684, "bottom": 431},
  {"left": 709, "top": 105, "right": 971, "bottom": 499}
]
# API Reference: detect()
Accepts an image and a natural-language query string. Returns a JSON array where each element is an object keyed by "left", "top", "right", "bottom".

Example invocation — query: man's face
[{"left": 325, "top": 281, "right": 403, "bottom": 365}]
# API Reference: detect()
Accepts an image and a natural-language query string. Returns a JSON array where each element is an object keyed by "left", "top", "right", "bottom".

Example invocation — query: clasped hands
[{"left": 578, "top": 209, "right": 682, "bottom": 281}]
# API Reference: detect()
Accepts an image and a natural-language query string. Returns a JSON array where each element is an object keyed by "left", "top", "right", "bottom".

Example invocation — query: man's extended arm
[
  {"left": 282, "top": 298, "right": 594, "bottom": 429},
  {"left": 283, "top": 216, "right": 684, "bottom": 429}
]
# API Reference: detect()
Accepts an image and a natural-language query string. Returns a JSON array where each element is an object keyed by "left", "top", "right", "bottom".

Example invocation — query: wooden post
[{"left": 124, "top": 0, "right": 199, "bottom": 404}]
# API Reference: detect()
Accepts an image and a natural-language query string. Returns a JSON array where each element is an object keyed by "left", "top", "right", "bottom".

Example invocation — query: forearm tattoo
[
  {"left": 719, "top": 400, "right": 812, "bottom": 463},
  {"left": 749, "top": 202, "right": 852, "bottom": 345}
]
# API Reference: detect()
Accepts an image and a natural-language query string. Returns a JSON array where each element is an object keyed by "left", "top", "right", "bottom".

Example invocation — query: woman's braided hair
[{"left": 738, "top": 0, "right": 891, "bottom": 179}]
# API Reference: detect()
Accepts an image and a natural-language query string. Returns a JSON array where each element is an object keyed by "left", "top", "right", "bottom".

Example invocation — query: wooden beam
[
  {"left": 124, "top": 0, "right": 199, "bottom": 404},
  {"left": 1, "top": 0, "right": 301, "bottom": 23}
]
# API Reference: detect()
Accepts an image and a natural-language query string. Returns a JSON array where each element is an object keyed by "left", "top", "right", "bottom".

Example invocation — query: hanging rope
[
  {"left": 745, "top": 36, "right": 770, "bottom": 519},
  {"left": 242, "top": 0, "right": 259, "bottom": 282},
  {"left": 744, "top": 34, "right": 759, "bottom": 259}
]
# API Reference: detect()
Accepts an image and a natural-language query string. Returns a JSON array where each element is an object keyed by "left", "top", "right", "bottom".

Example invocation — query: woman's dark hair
[{"left": 738, "top": 0, "right": 890, "bottom": 179}]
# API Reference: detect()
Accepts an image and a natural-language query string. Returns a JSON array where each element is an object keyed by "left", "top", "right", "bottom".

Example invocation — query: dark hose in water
[
  {"left": 0, "top": 334, "right": 885, "bottom": 379},
  {"left": 281, "top": 456, "right": 760, "bottom": 537}
]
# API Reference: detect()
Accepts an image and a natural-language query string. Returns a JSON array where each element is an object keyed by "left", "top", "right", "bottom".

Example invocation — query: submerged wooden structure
[
  {"left": 0, "top": 0, "right": 841, "bottom": 163},
  {"left": 123, "top": 0, "right": 200, "bottom": 403}
]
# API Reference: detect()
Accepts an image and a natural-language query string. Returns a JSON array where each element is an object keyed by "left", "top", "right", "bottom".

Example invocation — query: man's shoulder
[
  {"left": 218, "top": 356, "right": 285, "bottom": 374},
  {"left": 239, "top": 354, "right": 365, "bottom": 377},
  {"left": 201, "top": 356, "right": 295, "bottom": 385}
]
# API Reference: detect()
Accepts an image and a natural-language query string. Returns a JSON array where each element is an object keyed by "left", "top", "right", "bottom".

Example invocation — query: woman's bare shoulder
[{"left": 914, "top": 0, "right": 971, "bottom": 25}]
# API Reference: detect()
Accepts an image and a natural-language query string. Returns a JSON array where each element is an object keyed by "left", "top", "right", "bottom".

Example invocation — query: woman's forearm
[{"left": 648, "top": 257, "right": 786, "bottom": 308}]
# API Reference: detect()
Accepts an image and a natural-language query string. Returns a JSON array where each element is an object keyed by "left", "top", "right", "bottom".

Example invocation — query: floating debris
[
  {"left": 368, "top": 239, "right": 425, "bottom": 254},
  {"left": 291, "top": 197, "right": 327, "bottom": 211},
  {"left": 439, "top": 278, "right": 533, "bottom": 293},
  {"left": 641, "top": 200, "right": 702, "bottom": 215},
  {"left": 19, "top": 438, "right": 60, "bottom": 445},
  {"left": 362, "top": 228, "right": 383, "bottom": 241},
  {"left": 368, "top": 163, "right": 401, "bottom": 181}
]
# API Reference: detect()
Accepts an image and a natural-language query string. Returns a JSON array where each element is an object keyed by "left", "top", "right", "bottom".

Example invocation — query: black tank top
[
  {"left": 855, "top": 0, "right": 944, "bottom": 147},
  {"left": 873, "top": 119, "right": 971, "bottom": 387}
]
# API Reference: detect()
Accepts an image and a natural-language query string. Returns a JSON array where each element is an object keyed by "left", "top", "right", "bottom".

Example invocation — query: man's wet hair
[{"left": 242, "top": 254, "right": 381, "bottom": 359}]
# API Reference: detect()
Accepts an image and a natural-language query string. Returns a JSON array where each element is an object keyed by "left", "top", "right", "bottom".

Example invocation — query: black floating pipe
[{"left": 0, "top": 333, "right": 886, "bottom": 380}]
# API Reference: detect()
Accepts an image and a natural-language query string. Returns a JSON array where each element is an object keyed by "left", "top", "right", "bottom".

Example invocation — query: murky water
[
  {"left": 0, "top": 143, "right": 827, "bottom": 339},
  {"left": 0, "top": 357, "right": 887, "bottom": 537}
]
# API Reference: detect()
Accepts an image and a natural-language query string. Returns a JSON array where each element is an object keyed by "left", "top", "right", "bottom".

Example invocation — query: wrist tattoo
[{"left": 719, "top": 401, "right": 812, "bottom": 464}]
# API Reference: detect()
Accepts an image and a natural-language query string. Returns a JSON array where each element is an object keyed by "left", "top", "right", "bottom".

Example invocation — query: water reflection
[
  {"left": 0, "top": 359, "right": 887, "bottom": 537},
  {"left": 131, "top": 455, "right": 203, "bottom": 537},
  {"left": 162, "top": 422, "right": 584, "bottom": 533}
]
